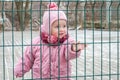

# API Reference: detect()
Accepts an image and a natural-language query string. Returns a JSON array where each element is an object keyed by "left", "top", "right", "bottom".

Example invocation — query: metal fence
[{"left": 0, "top": 0, "right": 120, "bottom": 80}]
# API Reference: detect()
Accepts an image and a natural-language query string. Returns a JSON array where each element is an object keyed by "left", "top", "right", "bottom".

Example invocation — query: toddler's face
[{"left": 51, "top": 20, "right": 67, "bottom": 39}]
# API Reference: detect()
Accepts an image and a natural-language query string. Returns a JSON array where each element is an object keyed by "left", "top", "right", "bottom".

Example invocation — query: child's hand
[{"left": 71, "top": 41, "right": 87, "bottom": 52}]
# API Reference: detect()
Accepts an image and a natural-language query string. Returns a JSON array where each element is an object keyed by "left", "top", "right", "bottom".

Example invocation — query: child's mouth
[
  {"left": 59, "top": 33, "right": 64, "bottom": 36},
  {"left": 60, "top": 33, "right": 63, "bottom": 35},
  {"left": 59, "top": 32, "right": 65, "bottom": 35},
  {"left": 58, "top": 33, "right": 65, "bottom": 38}
]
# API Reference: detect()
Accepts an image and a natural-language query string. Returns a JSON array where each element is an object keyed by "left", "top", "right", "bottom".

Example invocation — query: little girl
[{"left": 14, "top": 2, "right": 87, "bottom": 80}]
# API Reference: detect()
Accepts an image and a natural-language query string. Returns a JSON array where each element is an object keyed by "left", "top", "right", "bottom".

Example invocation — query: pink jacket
[{"left": 14, "top": 36, "right": 81, "bottom": 80}]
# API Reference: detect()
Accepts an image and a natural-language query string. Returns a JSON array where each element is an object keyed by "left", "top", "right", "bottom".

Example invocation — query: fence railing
[{"left": 0, "top": 1, "right": 120, "bottom": 80}]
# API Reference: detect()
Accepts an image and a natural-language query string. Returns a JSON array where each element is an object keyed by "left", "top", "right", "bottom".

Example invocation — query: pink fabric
[
  {"left": 14, "top": 36, "right": 82, "bottom": 79},
  {"left": 41, "top": 2, "right": 67, "bottom": 34},
  {"left": 14, "top": 2, "right": 83, "bottom": 80},
  {"left": 40, "top": 32, "right": 69, "bottom": 44}
]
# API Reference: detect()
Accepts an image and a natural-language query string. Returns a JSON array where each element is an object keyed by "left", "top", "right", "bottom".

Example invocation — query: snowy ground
[{"left": 0, "top": 30, "right": 120, "bottom": 80}]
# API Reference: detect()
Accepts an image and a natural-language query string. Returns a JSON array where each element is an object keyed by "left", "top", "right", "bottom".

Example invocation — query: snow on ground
[{"left": 0, "top": 30, "right": 120, "bottom": 80}]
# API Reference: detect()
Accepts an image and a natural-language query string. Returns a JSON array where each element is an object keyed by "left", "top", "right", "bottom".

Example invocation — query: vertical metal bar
[
  {"left": 83, "top": 1, "right": 87, "bottom": 80},
  {"left": 2, "top": 1, "right": 5, "bottom": 80},
  {"left": 106, "top": 1, "right": 111, "bottom": 28},
  {"left": 57, "top": 1, "right": 60, "bottom": 79},
  {"left": 11, "top": 1, "right": 15, "bottom": 80},
  {"left": 30, "top": 0, "right": 33, "bottom": 79},
  {"left": 20, "top": 1, "right": 24, "bottom": 80},
  {"left": 84, "top": 1, "right": 87, "bottom": 80},
  {"left": 91, "top": 1, "right": 95, "bottom": 80},
  {"left": 108, "top": 1, "right": 112, "bottom": 80},
  {"left": 75, "top": 1, "right": 78, "bottom": 80},
  {"left": 66, "top": 1, "right": 69, "bottom": 79},
  {"left": 117, "top": 1, "right": 120, "bottom": 80},
  {"left": 100, "top": 1, "right": 104, "bottom": 80},
  {"left": 39, "top": 1, "right": 43, "bottom": 79},
  {"left": 49, "top": 1, "right": 52, "bottom": 80}
]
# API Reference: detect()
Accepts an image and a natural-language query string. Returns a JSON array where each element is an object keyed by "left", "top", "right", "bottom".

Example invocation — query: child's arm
[
  {"left": 14, "top": 46, "right": 35, "bottom": 78},
  {"left": 65, "top": 39, "right": 87, "bottom": 60}
]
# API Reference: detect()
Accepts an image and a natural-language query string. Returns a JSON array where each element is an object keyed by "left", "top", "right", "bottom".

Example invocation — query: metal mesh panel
[{"left": 0, "top": 0, "right": 120, "bottom": 80}]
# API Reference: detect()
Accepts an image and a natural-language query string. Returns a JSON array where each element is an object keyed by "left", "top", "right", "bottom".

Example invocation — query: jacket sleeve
[
  {"left": 14, "top": 46, "right": 35, "bottom": 78},
  {"left": 14, "top": 37, "right": 40, "bottom": 78},
  {"left": 64, "top": 38, "right": 81, "bottom": 60}
]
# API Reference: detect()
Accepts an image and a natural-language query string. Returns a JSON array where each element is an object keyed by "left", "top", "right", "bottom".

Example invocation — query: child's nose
[{"left": 59, "top": 27, "right": 64, "bottom": 31}]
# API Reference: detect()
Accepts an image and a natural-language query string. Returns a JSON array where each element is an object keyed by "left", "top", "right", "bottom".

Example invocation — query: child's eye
[
  {"left": 64, "top": 25, "right": 66, "bottom": 28},
  {"left": 55, "top": 26, "right": 58, "bottom": 28}
]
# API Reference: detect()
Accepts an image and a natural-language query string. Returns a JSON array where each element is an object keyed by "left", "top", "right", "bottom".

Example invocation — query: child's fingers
[
  {"left": 85, "top": 44, "right": 88, "bottom": 47},
  {"left": 72, "top": 41, "right": 88, "bottom": 48},
  {"left": 78, "top": 43, "right": 88, "bottom": 50},
  {"left": 77, "top": 41, "right": 80, "bottom": 44},
  {"left": 72, "top": 41, "right": 80, "bottom": 45}
]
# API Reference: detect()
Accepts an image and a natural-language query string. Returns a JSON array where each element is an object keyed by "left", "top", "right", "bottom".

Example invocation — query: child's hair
[{"left": 41, "top": 2, "right": 67, "bottom": 34}]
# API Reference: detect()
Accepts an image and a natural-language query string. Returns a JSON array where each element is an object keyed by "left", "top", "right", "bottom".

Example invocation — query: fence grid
[{"left": 0, "top": 1, "right": 120, "bottom": 80}]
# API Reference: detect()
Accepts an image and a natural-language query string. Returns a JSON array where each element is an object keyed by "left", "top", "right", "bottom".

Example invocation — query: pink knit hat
[{"left": 41, "top": 2, "right": 67, "bottom": 34}]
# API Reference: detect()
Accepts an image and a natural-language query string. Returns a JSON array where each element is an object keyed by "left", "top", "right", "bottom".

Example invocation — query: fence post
[{"left": 106, "top": 1, "right": 112, "bottom": 28}]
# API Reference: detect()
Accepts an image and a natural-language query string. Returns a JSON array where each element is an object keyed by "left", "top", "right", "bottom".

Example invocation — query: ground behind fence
[{"left": 0, "top": 30, "right": 120, "bottom": 80}]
